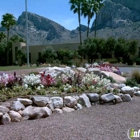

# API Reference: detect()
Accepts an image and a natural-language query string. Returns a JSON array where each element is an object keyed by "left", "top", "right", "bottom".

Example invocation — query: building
[{"left": 12, "top": 42, "right": 80, "bottom": 64}]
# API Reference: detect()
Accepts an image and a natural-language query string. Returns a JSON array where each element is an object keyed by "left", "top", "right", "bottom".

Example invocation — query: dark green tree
[
  {"left": 93, "top": 0, "right": 104, "bottom": 37},
  {"left": 1, "top": 13, "right": 16, "bottom": 46},
  {"left": 1, "top": 13, "right": 16, "bottom": 65},
  {"left": 0, "top": 32, "right": 6, "bottom": 43},
  {"left": 69, "top": 0, "right": 83, "bottom": 45},
  {"left": 105, "top": 37, "right": 116, "bottom": 58}
]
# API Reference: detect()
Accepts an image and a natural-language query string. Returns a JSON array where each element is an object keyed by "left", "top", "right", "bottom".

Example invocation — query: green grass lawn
[{"left": 0, "top": 65, "right": 45, "bottom": 71}]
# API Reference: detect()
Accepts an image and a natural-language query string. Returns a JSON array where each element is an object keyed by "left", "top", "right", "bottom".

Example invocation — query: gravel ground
[{"left": 0, "top": 97, "right": 140, "bottom": 140}]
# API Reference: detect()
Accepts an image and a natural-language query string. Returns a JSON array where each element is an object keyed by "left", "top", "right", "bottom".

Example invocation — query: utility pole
[{"left": 25, "top": 0, "right": 30, "bottom": 67}]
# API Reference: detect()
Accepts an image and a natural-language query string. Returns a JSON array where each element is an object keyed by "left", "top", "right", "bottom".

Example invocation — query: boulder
[
  {"left": 121, "top": 86, "right": 134, "bottom": 97},
  {"left": 100, "top": 93, "right": 116, "bottom": 103},
  {"left": 114, "top": 95, "right": 123, "bottom": 103},
  {"left": 62, "top": 107, "right": 75, "bottom": 113},
  {"left": 22, "top": 106, "right": 34, "bottom": 119},
  {"left": 76, "top": 67, "right": 87, "bottom": 73},
  {"left": 1, "top": 113, "right": 11, "bottom": 125},
  {"left": 47, "top": 100, "right": 54, "bottom": 111},
  {"left": 64, "top": 96, "right": 77, "bottom": 108},
  {"left": 79, "top": 94, "right": 91, "bottom": 108},
  {"left": 50, "top": 97, "right": 63, "bottom": 109},
  {"left": 53, "top": 108, "right": 63, "bottom": 114},
  {"left": 9, "top": 110, "right": 22, "bottom": 122},
  {"left": 87, "top": 93, "right": 99, "bottom": 102},
  {"left": 134, "top": 91, "right": 140, "bottom": 96},
  {"left": 101, "top": 71, "right": 126, "bottom": 84},
  {"left": 122, "top": 94, "right": 132, "bottom": 102},
  {"left": 31, "top": 107, "right": 52, "bottom": 119},
  {"left": 0, "top": 106, "right": 9, "bottom": 113},
  {"left": 10, "top": 101, "right": 25, "bottom": 111},
  {"left": 76, "top": 103, "right": 83, "bottom": 110},
  {"left": 17, "top": 98, "right": 33, "bottom": 106},
  {"left": 31, "top": 96, "right": 50, "bottom": 107}
]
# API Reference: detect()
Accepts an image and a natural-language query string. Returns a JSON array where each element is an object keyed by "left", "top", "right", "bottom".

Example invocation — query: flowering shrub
[
  {"left": 0, "top": 72, "right": 20, "bottom": 89},
  {"left": 86, "top": 63, "right": 121, "bottom": 75},
  {"left": 40, "top": 72, "right": 56, "bottom": 86},
  {"left": 82, "top": 72, "right": 100, "bottom": 86},
  {"left": 22, "top": 74, "right": 41, "bottom": 88}
]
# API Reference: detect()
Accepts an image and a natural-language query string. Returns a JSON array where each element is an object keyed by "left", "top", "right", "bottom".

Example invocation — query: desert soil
[
  {"left": 0, "top": 96, "right": 140, "bottom": 140},
  {"left": 0, "top": 68, "right": 140, "bottom": 140}
]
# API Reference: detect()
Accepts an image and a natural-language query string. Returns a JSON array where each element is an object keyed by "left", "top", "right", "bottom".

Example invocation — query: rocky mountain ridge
[{"left": 0, "top": 0, "right": 140, "bottom": 45}]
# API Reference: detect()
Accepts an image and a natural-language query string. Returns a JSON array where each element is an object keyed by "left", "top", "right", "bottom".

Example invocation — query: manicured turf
[{"left": 0, "top": 65, "right": 44, "bottom": 71}]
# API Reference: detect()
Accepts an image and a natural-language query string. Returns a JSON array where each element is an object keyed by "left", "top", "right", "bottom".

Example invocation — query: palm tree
[
  {"left": 0, "top": 32, "right": 6, "bottom": 43},
  {"left": 1, "top": 13, "right": 16, "bottom": 46},
  {"left": 81, "top": 0, "right": 95, "bottom": 38},
  {"left": 1, "top": 13, "right": 16, "bottom": 65},
  {"left": 93, "top": 0, "right": 104, "bottom": 37},
  {"left": 69, "top": 0, "right": 83, "bottom": 45}
]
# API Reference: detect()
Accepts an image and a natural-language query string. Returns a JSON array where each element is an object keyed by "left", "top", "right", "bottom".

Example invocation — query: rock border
[{"left": 0, "top": 84, "right": 140, "bottom": 125}]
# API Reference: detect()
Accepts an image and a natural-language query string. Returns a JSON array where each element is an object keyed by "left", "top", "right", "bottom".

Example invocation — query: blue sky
[{"left": 0, "top": 0, "right": 95, "bottom": 30}]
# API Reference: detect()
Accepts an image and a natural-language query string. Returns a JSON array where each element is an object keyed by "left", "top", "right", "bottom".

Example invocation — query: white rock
[
  {"left": 118, "top": 93, "right": 124, "bottom": 99},
  {"left": 122, "top": 94, "right": 132, "bottom": 102},
  {"left": 134, "top": 91, "right": 140, "bottom": 96},
  {"left": 62, "top": 107, "right": 75, "bottom": 113},
  {"left": 53, "top": 108, "right": 63, "bottom": 114},
  {"left": 9, "top": 110, "right": 22, "bottom": 122},
  {"left": 47, "top": 100, "right": 54, "bottom": 111},
  {"left": 64, "top": 96, "right": 77, "bottom": 108},
  {"left": 76, "top": 103, "right": 83, "bottom": 110},
  {"left": 121, "top": 86, "right": 134, "bottom": 97},
  {"left": 114, "top": 95, "right": 123, "bottom": 103},
  {"left": 101, "top": 71, "right": 126, "bottom": 84},
  {"left": 32, "top": 96, "right": 50, "bottom": 107},
  {"left": 22, "top": 106, "right": 34, "bottom": 119},
  {"left": 0, "top": 106, "right": 9, "bottom": 113},
  {"left": 76, "top": 67, "right": 87, "bottom": 73},
  {"left": 118, "top": 84, "right": 126, "bottom": 89},
  {"left": 100, "top": 93, "right": 116, "bottom": 103},
  {"left": 10, "top": 101, "right": 25, "bottom": 111},
  {"left": 87, "top": 93, "right": 99, "bottom": 102},
  {"left": 29, "top": 107, "right": 52, "bottom": 119},
  {"left": 17, "top": 98, "right": 33, "bottom": 106},
  {"left": 79, "top": 94, "right": 91, "bottom": 108},
  {"left": 50, "top": 97, "right": 63, "bottom": 109},
  {"left": 133, "top": 87, "right": 140, "bottom": 91},
  {"left": 1, "top": 113, "right": 11, "bottom": 125}
]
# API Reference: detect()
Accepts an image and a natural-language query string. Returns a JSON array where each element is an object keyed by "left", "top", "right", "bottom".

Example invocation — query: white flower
[{"left": 24, "top": 84, "right": 28, "bottom": 89}]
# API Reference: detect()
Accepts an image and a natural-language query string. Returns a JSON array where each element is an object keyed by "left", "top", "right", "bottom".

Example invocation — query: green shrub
[
  {"left": 135, "top": 58, "right": 140, "bottom": 65},
  {"left": 125, "top": 78, "right": 138, "bottom": 87},
  {"left": 106, "top": 76, "right": 116, "bottom": 83},
  {"left": 131, "top": 69, "right": 140, "bottom": 84},
  {"left": 28, "top": 71, "right": 39, "bottom": 75}
]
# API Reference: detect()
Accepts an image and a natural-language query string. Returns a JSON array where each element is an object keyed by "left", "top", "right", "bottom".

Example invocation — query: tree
[
  {"left": 0, "top": 32, "right": 6, "bottom": 43},
  {"left": 105, "top": 37, "right": 116, "bottom": 58},
  {"left": 1, "top": 13, "right": 16, "bottom": 65},
  {"left": 1, "top": 13, "right": 16, "bottom": 46},
  {"left": 93, "top": 0, "right": 104, "bottom": 37},
  {"left": 127, "top": 40, "right": 138, "bottom": 56},
  {"left": 81, "top": 0, "right": 95, "bottom": 38},
  {"left": 69, "top": 0, "right": 83, "bottom": 45},
  {"left": 83, "top": 38, "right": 97, "bottom": 62}
]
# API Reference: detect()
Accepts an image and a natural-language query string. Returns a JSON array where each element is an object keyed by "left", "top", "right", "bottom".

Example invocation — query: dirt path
[{"left": 0, "top": 97, "right": 140, "bottom": 140}]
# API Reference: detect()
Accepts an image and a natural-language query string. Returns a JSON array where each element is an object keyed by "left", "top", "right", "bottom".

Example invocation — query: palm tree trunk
[
  {"left": 78, "top": 10, "right": 82, "bottom": 45},
  {"left": 94, "top": 12, "right": 97, "bottom": 38},
  {"left": 87, "top": 17, "right": 90, "bottom": 38},
  {"left": 6, "top": 29, "right": 9, "bottom": 65}
]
